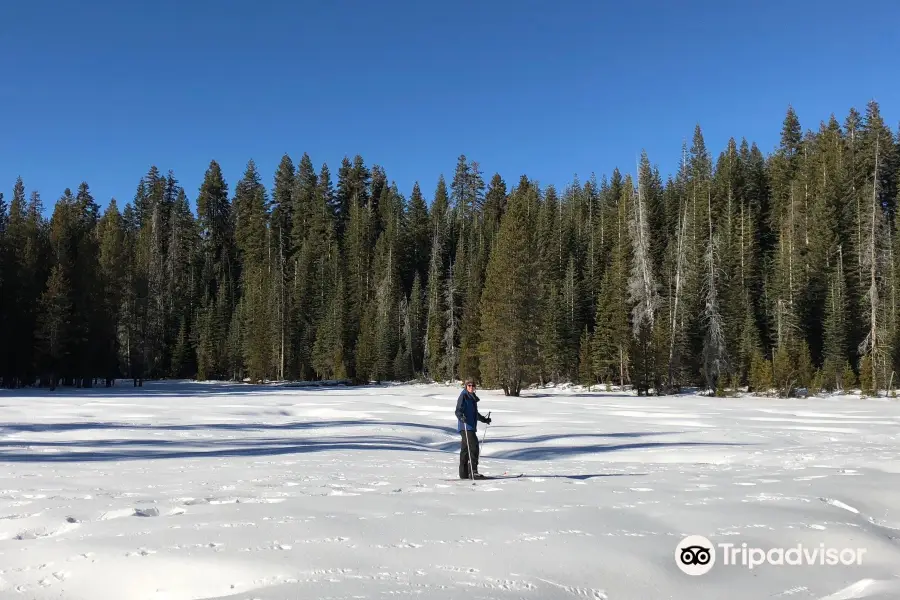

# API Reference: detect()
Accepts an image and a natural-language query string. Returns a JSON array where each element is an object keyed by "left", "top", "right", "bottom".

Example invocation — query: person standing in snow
[{"left": 455, "top": 379, "right": 491, "bottom": 479}]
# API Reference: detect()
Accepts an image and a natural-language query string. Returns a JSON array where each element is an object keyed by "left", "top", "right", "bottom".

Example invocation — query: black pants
[{"left": 459, "top": 429, "right": 479, "bottom": 478}]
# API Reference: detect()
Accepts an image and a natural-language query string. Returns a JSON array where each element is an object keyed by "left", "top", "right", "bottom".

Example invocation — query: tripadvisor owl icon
[{"left": 676, "top": 535, "right": 716, "bottom": 576}]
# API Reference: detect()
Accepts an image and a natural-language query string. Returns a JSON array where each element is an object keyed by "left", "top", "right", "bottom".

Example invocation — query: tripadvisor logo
[
  {"left": 675, "top": 535, "right": 867, "bottom": 575},
  {"left": 676, "top": 535, "right": 715, "bottom": 576}
]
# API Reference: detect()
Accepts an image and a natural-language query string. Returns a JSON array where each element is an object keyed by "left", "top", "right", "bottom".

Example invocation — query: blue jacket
[{"left": 455, "top": 389, "right": 487, "bottom": 432}]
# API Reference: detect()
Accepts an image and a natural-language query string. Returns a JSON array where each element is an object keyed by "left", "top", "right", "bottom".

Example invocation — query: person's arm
[{"left": 455, "top": 392, "right": 466, "bottom": 421}]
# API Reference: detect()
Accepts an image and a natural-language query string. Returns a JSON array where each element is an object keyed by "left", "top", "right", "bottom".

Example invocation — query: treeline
[{"left": 1, "top": 102, "right": 899, "bottom": 396}]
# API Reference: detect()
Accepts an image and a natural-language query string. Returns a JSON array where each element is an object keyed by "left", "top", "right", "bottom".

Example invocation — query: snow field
[{"left": 0, "top": 382, "right": 898, "bottom": 599}]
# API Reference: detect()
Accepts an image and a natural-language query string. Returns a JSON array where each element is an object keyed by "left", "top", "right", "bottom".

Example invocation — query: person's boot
[{"left": 473, "top": 472, "right": 486, "bottom": 480}]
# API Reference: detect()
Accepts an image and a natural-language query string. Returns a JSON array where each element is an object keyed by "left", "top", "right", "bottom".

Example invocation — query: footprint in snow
[
  {"left": 819, "top": 497, "right": 859, "bottom": 514},
  {"left": 14, "top": 522, "right": 80, "bottom": 540},
  {"left": 0, "top": 514, "right": 29, "bottom": 521},
  {"left": 178, "top": 497, "right": 208, "bottom": 505},
  {"left": 67, "top": 552, "right": 95, "bottom": 562},
  {"left": 99, "top": 508, "right": 137, "bottom": 520}
]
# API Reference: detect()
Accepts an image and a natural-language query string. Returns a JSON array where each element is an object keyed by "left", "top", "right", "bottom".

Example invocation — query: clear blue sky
[{"left": 2, "top": 0, "right": 899, "bottom": 211}]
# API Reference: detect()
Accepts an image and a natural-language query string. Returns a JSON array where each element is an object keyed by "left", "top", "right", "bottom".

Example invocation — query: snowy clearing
[{"left": 0, "top": 382, "right": 899, "bottom": 599}]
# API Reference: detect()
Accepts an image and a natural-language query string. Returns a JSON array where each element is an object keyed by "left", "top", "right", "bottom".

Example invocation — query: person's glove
[{"left": 485, "top": 417, "right": 492, "bottom": 425}]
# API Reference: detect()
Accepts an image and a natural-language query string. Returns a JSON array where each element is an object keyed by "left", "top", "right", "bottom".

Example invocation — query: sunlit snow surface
[{"left": 0, "top": 381, "right": 898, "bottom": 599}]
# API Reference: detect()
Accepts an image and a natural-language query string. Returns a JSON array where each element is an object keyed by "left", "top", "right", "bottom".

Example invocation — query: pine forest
[{"left": 3, "top": 103, "right": 900, "bottom": 398}]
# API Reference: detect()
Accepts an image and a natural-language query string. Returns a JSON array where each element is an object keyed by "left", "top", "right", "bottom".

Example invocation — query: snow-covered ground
[{"left": 0, "top": 382, "right": 898, "bottom": 600}]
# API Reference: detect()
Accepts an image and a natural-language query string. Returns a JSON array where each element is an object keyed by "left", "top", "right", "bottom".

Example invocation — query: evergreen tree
[
  {"left": 271, "top": 154, "right": 295, "bottom": 380},
  {"left": 406, "top": 182, "right": 430, "bottom": 289},
  {"left": 233, "top": 161, "right": 273, "bottom": 382},
  {"left": 424, "top": 227, "right": 445, "bottom": 379},
  {"left": 345, "top": 197, "right": 375, "bottom": 380},
  {"left": 294, "top": 162, "right": 334, "bottom": 379},
  {"left": 312, "top": 236, "right": 347, "bottom": 380},
  {"left": 424, "top": 177, "right": 450, "bottom": 380},
  {"left": 539, "top": 282, "right": 567, "bottom": 383},
  {"left": 577, "top": 326, "right": 593, "bottom": 387},
  {"left": 592, "top": 187, "right": 630, "bottom": 387},
  {"left": 2, "top": 179, "right": 28, "bottom": 386},
  {"left": 98, "top": 200, "right": 128, "bottom": 382},
  {"left": 483, "top": 174, "right": 507, "bottom": 249},
  {"left": 195, "top": 160, "right": 233, "bottom": 379},
  {"left": 408, "top": 272, "right": 426, "bottom": 374},
  {"left": 479, "top": 176, "right": 541, "bottom": 396},
  {"left": 627, "top": 164, "right": 662, "bottom": 395},
  {"left": 37, "top": 266, "right": 72, "bottom": 389}
]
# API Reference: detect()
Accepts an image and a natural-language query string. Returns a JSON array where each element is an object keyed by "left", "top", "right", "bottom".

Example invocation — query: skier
[{"left": 455, "top": 379, "right": 491, "bottom": 479}]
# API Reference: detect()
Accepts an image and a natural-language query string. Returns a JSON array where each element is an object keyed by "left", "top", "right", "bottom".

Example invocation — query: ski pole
[
  {"left": 480, "top": 411, "right": 491, "bottom": 446},
  {"left": 478, "top": 411, "right": 491, "bottom": 475},
  {"left": 463, "top": 424, "right": 475, "bottom": 482}
]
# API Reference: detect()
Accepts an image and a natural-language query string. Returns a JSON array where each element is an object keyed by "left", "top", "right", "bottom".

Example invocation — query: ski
[{"left": 444, "top": 473, "right": 524, "bottom": 482}]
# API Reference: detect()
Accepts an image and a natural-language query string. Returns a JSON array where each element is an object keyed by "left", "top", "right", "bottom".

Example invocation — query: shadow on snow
[{"left": 0, "top": 425, "right": 747, "bottom": 463}]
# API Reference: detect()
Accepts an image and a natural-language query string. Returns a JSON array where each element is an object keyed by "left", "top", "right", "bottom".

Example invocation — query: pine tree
[
  {"left": 136, "top": 169, "right": 170, "bottom": 379},
  {"left": 483, "top": 174, "right": 507, "bottom": 250},
  {"left": 479, "top": 176, "right": 541, "bottom": 396},
  {"left": 346, "top": 197, "right": 375, "bottom": 381},
  {"left": 539, "top": 283, "right": 566, "bottom": 384},
  {"left": 857, "top": 137, "right": 892, "bottom": 395},
  {"left": 701, "top": 191, "right": 727, "bottom": 394},
  {"left": 627, "top": 163, "right": 662, "bottom": 395},
  {"left": 171, "top": 316, "right": 190, "bottom": 378},
  {"left": 537, "top": 186, "right": 564, "bottom": 381},
  {"left": 592, "top": 177, "right": 631, "bottom": 388},
  {"left": 196, "top": 160, "right": 233, "bottom": 379},
  {"left": 370, "top": 188, "right": 401, "bottom": 382},
  {"left": 98, "top": 200, "right": 128, "bottom": 382},
  {"left": 271, "top": 154, "right": 295, "bottom": 380},
  {"left": 406, "top": 182, "right": 430, "bottom": 289},
  {"left": 291, "top": 153, "right": 319, "bottom": 251},
  {"left": 38, "top": 266, "right": 72, "bottom": 389},
  {"left": 424, "top": 200, "right": 446, "bottom": 380},
  {"left": 233, "top": 161, "right": 273, "bottom": 382},
  {"left": 291, "top": 163, "right": 334, "bottom": 379},
  {"left": 2, "top": 179, "right": 28, "bottom": 386},
  {"left": 408, "top": 272, "right": 426, "bottom": 375},
  {"left": 333, "top": 156, "right": 365, "bottom": 237},
  {"left": 457, "top": 272, "right": 483, "bottom": 382},
  {"left": 560, "top": 256, "right": 583, "bottom": 378},
  {"left": 577, "top": 326, "right": 593, "bottom": 387},
  {"left": 822, "top": 245, "right": 848, "bottom": 390},
  {"left": 312, "top": 238, "right": 347, "bottom": 380},
  {"left": 441, "top": 257, "right": 460, "bottom": 380}
]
